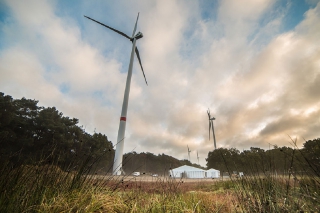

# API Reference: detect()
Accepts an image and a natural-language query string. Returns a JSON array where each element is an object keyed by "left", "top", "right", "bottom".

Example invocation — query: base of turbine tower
[{"left": 113, "top": 168, "right": 126, "bottom": 176}]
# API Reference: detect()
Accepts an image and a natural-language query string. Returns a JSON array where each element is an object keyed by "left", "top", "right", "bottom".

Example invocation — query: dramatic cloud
[{"left": 1, "top": 0, "right": 319, "bottom": 166}]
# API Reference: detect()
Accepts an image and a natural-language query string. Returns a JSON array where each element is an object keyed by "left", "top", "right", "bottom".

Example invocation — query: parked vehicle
[{"left": 132, "top": 172, "right": 140, "bottom": 176}]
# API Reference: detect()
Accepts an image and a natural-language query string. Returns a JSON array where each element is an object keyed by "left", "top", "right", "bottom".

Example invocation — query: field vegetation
[{"left": 1, "top": 144, "right": 319, "bottom": 212}]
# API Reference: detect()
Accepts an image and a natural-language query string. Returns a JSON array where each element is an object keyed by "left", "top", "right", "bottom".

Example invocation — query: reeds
[
  {"left": 1, "top": 142, "right": 319, "bottom": 212},
  {"left": 0, "top": 153, "right": 232, "bottom": 212}
]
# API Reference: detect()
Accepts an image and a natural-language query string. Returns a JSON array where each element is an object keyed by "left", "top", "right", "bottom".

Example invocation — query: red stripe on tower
[{"left": 120, "top": 117, "right": 126, "bottom": 121}]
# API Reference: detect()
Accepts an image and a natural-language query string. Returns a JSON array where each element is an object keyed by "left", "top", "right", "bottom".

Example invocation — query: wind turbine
[
  {"left": 187, "top": 145, "right": 191, "bottom": 162},
  {"left": 84, "top": 13, "right": 148, "bottom": 175},
  {"left": 207, "top": 109, "right": 217, "bottom": 150},
  {"left": 197, "top": 151, "right": 199, "bottom": 165}
]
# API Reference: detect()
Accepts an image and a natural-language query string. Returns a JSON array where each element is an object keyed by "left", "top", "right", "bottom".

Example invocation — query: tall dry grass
[
  {"left": 1, "top": 141, "right": 319, "bottom": 212},
  {"left": 0, "top": 153, "right": 234, "bottom": 212}
]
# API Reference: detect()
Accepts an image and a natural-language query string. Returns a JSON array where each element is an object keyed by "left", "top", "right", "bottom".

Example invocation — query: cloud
[
  {"left": 213, "top": 2, "right": 320, "bottom": 148},
  {"left": 0, "top": 47, "right": 60, "bottom": 99}
]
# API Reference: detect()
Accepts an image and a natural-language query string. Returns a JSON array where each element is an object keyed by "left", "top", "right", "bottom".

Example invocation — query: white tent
[
  {"left": 206, "top": 168, "right": 220, "bottom": 178},
  {"left": 169, "top": 165, "right": 206, "bottom": 179},
  {"left": 170, "top": 165, "right": 220, "bottom": 179}
]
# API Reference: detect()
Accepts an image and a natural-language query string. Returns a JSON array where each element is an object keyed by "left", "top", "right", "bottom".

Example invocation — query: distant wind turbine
[
  {"left": 187, "top": 145, "right": 191, "bottom": 162},
  {"left": 207, "top": 109, "right": 217, "bottom": 150},
  {"left": 84, "top": 13, "right": 148, "bottom": 175},
  {"left": 197, "top": 151, "right": 199, "bottom": 165}
]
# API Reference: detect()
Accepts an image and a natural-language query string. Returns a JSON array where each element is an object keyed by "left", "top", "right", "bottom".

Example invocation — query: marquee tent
[
  {"left": 169, "top": 165, "right": 220, "bottom": 179},
  {"left": 206, "top": 168, "right": 220, "bottom": 178}
]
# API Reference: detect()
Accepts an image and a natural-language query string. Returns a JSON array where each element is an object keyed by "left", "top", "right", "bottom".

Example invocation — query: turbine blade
[
  {"left": 135, "top": 47, "right": 148, "bottom": 85},
  {"left": 132, "top": 13, "right": 139, "bottom": 37},
  {"left": 84, "top": 16, "right": 131, "bottom": 40}
]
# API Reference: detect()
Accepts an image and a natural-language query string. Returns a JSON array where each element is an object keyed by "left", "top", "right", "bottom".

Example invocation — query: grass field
[
  {"left": 1, "top": 153, "right": 319, "bottom": 212},
  {"left": 1, "top": 164, "right": 319, "bottom": 212}
]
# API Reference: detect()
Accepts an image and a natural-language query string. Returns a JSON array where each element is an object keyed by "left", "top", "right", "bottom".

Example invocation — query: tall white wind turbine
[
  {"left": 84, "top": 13, "right": 148, "bottom": 175},
  {"left": 207, "top": 109, "right": 217, "bottom": 150}
]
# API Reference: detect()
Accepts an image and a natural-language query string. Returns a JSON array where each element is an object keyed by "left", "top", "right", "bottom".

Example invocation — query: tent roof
[
  {"left": 170, "top": 165, "right": 205, "bottom": 172},
  {"left": 207, "top": 168, "right": 219, "bottom": 172}
]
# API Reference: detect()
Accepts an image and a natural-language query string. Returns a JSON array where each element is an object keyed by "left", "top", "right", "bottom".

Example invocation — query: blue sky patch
[
  {"left": 59, "top": 83, "right": 70, "bottom": 94},
  {"left": 283, "top": 0, "right": 311, "bottom": 31}
]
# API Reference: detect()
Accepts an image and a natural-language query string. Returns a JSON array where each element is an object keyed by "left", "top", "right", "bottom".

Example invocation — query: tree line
[
  {"left": 0, "top": 92, "right": 114, "bottom": 172},
  {"left": 206, "top": 140, "right": 320, "bottom": 175},
  {"left": 122, "top": 152, "right": 204, "bottom": 175}
]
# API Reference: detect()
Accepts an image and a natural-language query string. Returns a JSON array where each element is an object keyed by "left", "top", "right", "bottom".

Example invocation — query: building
[
  {"left": 169, "top": 165, "right": 220, "bottom": 179},
  {"left": 206, "top": 168, "right": 220, "bottom": 178}
]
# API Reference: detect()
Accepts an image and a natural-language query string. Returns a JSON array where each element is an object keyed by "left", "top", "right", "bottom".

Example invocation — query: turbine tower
[
  {"left": 207, "top": 109, "right": 217, "bottom": 150},
  {"left": 84, "top": 13, "right": 148, "bottom": 175},
  {"left": 187, "top": 145, "right": 191, "bottom": 162}
]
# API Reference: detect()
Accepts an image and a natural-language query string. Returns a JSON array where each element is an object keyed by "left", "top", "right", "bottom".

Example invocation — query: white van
[{"left": 132, "top": 172, "right": 140, "bottom": 176}]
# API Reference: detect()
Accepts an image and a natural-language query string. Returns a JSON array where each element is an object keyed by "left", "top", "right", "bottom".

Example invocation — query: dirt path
[{"left": 92, "top": 174, "right": 224, "bottom": 182}]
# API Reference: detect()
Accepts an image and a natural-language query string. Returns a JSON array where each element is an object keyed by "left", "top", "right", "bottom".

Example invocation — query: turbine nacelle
[
  {"left": 134, "top": 32, "right": 143, "bottom": 40},
  {"left": 130, "top": 32, "right": 143, "bottom": 41}
]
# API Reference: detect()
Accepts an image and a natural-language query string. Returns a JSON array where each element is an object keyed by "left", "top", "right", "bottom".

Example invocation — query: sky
[{"left": 0, "top": 0, "right": 320, "bottom": 166}]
